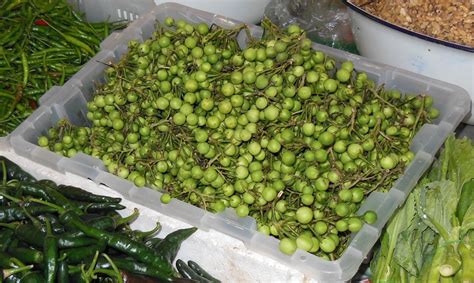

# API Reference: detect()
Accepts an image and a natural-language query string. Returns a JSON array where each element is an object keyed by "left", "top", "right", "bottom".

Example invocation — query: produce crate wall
[
  {"left": 67, "top": 0, "right": 155, "bottom": 22},
  {"left": 7, "top": 3, "right": 471, "bottom": 281}
]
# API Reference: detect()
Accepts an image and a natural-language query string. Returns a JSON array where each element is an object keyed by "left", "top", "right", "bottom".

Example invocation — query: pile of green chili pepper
[
  {"left": 0, "top": 0, "right": 126, "bottom": 137},
  {"left": 0, "top": 156, "right": 220, "bottom": 283}
]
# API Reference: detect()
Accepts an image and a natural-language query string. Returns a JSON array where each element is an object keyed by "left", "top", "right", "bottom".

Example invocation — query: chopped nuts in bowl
[
  {"left": 343, "top": 0, "right": 474, "bottom": 124},
  {"left": 349, "top": 0, "right": 473, "bottom": 48}
]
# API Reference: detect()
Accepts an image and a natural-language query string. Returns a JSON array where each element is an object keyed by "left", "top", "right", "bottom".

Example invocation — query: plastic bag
[{"left": 264, "top": 0, "right": 358, "bottom": 53}]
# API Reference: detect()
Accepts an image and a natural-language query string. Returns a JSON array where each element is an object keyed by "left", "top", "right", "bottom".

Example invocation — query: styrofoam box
[
  {"left": 7, "top": 3, "right": 471, "bottom": 282},
  {"left": 0, "top": 145, "right": 313, "bottom": 283}
]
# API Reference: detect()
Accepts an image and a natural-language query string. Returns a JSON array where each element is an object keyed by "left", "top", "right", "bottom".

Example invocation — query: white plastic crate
[
  {"left": 457, "top": 124, "right": 474, "bottom": 141},
  {"left": 7, "top": 3, "right": 471, "bottom": 282},
  {"left": 69, "top": 0, "right": 269, "bottom": 24},
  {"left": 67, "top": 0, "right": 155, "bottom": 22}
]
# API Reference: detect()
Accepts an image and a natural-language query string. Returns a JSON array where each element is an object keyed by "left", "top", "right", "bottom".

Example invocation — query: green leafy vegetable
[
  {"left": 370, "top": 136, "right": 474, "bottom": 282},
  {"left": 370, "top": 191, "right": 417, "bottom": 282},
  {"left": 418, "top": 180, "right": 459, "bottom": 239},
  {"left": 460, "top": 203, "right": 474, "bottom": 238},
  {"left": 457, "top": 179, "right": 474, "bottom": 224}
]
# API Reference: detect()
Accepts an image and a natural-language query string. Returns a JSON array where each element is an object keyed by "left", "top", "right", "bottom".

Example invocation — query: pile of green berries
[{"left": 39, "top": 18, "right": 438, "bottom": 259}]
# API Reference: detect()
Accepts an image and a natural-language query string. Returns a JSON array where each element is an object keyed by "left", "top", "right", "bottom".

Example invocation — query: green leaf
[
  {"left": 464, "top": 229, "right": 474, "bottom": 246},
  {"left": 393, "top": 220, "right": 435, "bottom": 277},
  {"left": 371, "top": 189, "right": 418, "bottom": 282},
  {"left": 417, "top": 180, "right": 459, "bottom": 238},
  {"left": 370, "top": 236, "right": 388, "bottom": 282},
  {"left": 447, "top": 138, "right": 474, "bottom": 189},
  {"left": 460, "top": 203, "right": 474, "bottom": 238},
  {"left": 394, "top": 225, "right": 422, "bottom": 276},
  {"left": 418, "top": 243, "right": 436, "bottom": 283},
  {"left": 456, "top": 179, "right": 474, "bottom": 223}
]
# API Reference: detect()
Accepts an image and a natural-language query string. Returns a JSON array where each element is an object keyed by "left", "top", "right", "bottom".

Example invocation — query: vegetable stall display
[
  {"left": 0, "top": 0, "right": 125, "bottom": 136},
  {"left": 0, "top": 156, "right": 220, "bottom": 282},
  {"left": 370, "top": 136, "right": 474, "bottom": 282},
  {"left": 38, "top": 18, "right": 439, "bottom": 259}
]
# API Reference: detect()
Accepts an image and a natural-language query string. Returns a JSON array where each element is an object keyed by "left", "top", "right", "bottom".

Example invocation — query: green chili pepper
[
  {"left": 95, "top": 257, "right": 173, "bottom": 281},
  {"left": 15, "top": 223, "right": 99, "bottom": 249},
  {"left": 55, "top": 184, "right": 121, "bottom": 203},
  {"left": 56, "top": 260, "right": 69, "bottom": 283},
  {"left": 59, "top": 211, "right": 175, "bottom": 278},
  {"left": 20, "top": 53, "right": 28, "bottom": 86},
  {"left": 0, "top": 196, "right": 7, "bottom": 206},
  {"left": 61, "top": 217, "right": 117, "bottom": 238},
  {"left": 61, "top": 208, "right": 139, "bottom": 238},
  {"left": 175, "top": 260, "right": 210, "bottom": 283},
  {"left": 17, "top": 271, "right": 44, "bottom": 283},
  {"left": 57, "top": 236, "right": 97, "bottom": 249},
  {"left": 84, "top": 214, "right": 119, "bottom": 227},
  {"left": 18, "top": 182, "right": 82, "bottom": 215},
  {"left": 4, "top": 274, "right": 21, "bottom": 283},
  {"left": 22, "top": 89, "right": 43, "bottom": 97},
  {"left": 3, "top": 0, "right": 27, "bottom": 12},
  {"left": 0, "top": 206, "right": 57, "bottom": 222},
  {"left": 36, "top": 214, "right": 64, "bottom": 234},
  {"left": 60, "top": 241, "right": 105, "bottom": 264},
  {"left": 16, "top": 182, "right": 51, "bottom": 200},
  {"left": 6, "top": 248, "right": 42, "bottom": 265},
  {"left": 0, "top": 26, "right": 21, "bottom": 46},
  {"left": 187, "top": 261, "right": 220, "bottom": 283},
  {"left": 49, "top": 64, "right": 82, "bottom": 74},
  {"left": 66, "top": 32, "right": 101, "bottom": 46},
  {"left": 15, "top": 224, "right": 43, "bottom": 248},
  {"left": 1, "top": 265, "right": 34, "bottom": 283},
  {"left": 0, "top": 157, "right": 35, "bottom": 182},
  {"left": 0, "top": 251, "right": 16, "bottom": 269},
  {"left": 59, "top": 66, "right": 66, "bottom": 85},
  {"left": 155, "top": 227, "right": 198, "bottom": 264},
  {"left": 31, "top": 25, "right": 55, "bottom": 36},
  {"left": 144, "top": 237, "right": 163, "bottom": 249},
  {"left": 43, "top": 220, "right": 58, "bottom": 283},
  {"left": 79, "top": 212, "right": 107, "bottom": 222},
  {"left": 128, "top": 222, "right": 161, "bottom": 242},
  {"left": 49, "top": 23, "right": 95, "bottom": 56},
  {"left": 120, "top": 271, "right": 163, "bottom": 283},
  {"left": 103, "top": 22, "right": 109, "bottom": 39},
  {"left": 35, "top": 179, "right": 56, "bottom": 188},
  {"left": 0, "top": 229, "right": 15, "bottom": 252},
  {"left": 35, "top": 0, "right": 61, "bottom": 13},
  {"left": 29, "top": 48, "right": 76, "bottom": 58},
  {"left": 74, "top": 201, "right": 126, "bottom": 213}
]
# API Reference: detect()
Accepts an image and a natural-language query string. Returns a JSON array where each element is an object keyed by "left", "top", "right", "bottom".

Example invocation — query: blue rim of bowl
[{"left": 343, "top": 0, "right": 474, "bottom": 53}]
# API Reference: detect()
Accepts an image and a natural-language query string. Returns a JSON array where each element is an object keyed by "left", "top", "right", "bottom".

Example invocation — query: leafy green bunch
[{"left": 371, "top": 136, "right": 474, "bottom": 282}]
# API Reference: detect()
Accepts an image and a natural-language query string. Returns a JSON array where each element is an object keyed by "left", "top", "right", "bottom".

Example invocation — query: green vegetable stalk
[
  {"left": 427, "top": 238, "right": 445, "bottom": 283},
  {"left": 456, "top": 179, "right": 474, "bottom": 223},
  {"left": 458, "top": 242, "right": 474, "bottom": 282},
  {"left": 439, "top": 244, "right": 461, "bottom": 277}
]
